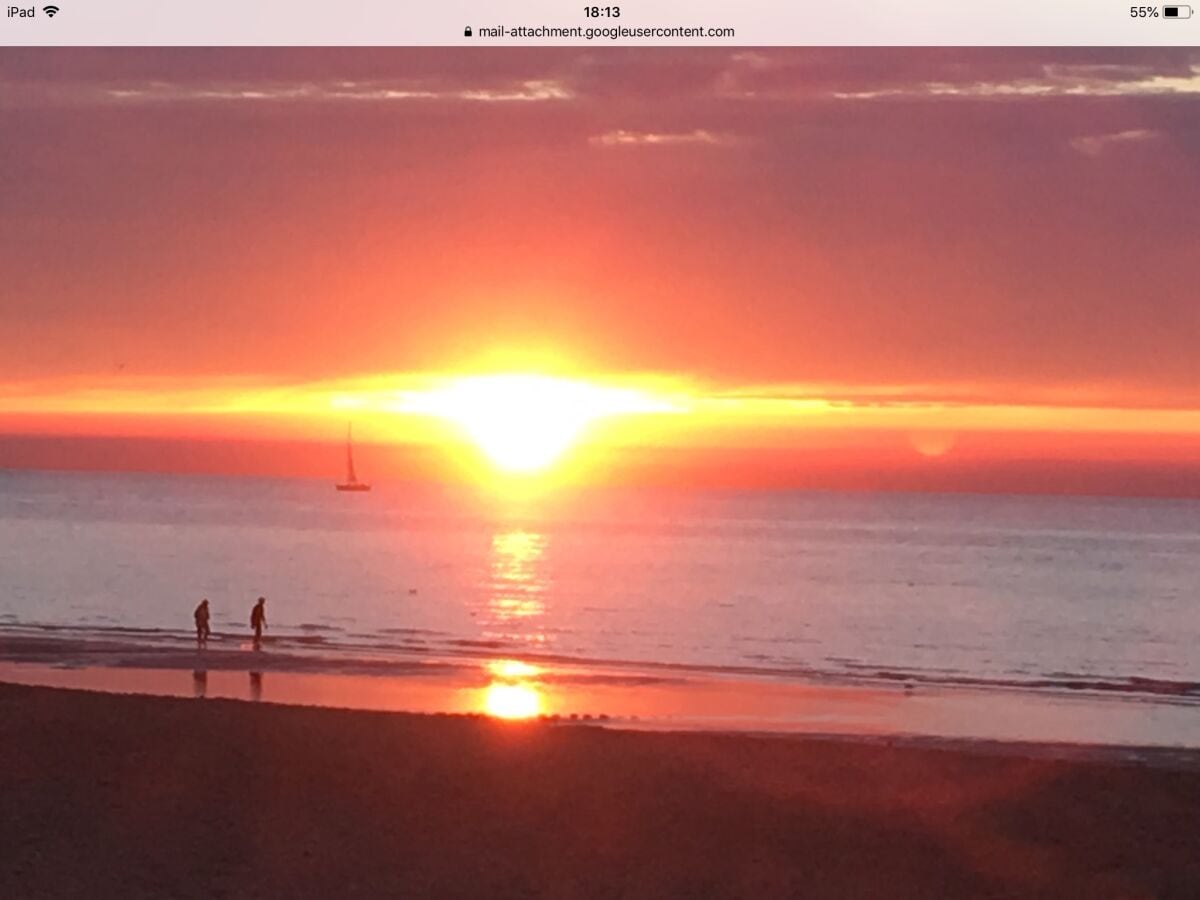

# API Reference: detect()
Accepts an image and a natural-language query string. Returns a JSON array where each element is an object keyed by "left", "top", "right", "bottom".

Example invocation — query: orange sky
[{"left": 2, "top": 48, "right": 1200, "bottom": 493}]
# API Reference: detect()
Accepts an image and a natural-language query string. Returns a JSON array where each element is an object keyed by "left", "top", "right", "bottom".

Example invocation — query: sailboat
[{"left": 335, "top": 424, "right": 371, "bottom": 492}]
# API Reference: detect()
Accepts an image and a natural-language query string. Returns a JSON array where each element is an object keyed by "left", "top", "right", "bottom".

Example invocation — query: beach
[{"left": 3, "top": 682, "right": 1199, "bottom": 899}]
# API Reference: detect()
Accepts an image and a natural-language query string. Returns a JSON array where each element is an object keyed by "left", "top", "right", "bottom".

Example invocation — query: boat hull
[{"left": 335, "top": 483, "right": 371, "bottom": 492}]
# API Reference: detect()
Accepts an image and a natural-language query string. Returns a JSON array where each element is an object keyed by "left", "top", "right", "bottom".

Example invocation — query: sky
[{"left": 2, "top": 48, "right": 1199, "bottom": 492}]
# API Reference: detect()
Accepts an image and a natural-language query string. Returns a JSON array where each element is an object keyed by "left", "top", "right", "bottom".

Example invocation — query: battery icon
[{"left": 1163, "top": 5, "right": 1192, "bottom": 16}]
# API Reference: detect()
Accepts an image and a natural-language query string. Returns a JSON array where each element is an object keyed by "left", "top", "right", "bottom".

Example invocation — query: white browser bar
[{"left": 2, "top": 0, "right": 1197, "bottom": 47}]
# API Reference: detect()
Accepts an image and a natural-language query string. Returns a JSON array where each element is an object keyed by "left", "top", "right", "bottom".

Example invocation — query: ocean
[{"left": 1, "top": 468, "right": 1198, "bottom": 708}]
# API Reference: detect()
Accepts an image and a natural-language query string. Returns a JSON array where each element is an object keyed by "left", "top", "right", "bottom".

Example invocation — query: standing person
[
  {"left": 194, "top": 598, "right": 211, "bottom": 648},
  {"left": 250, "top": 596, "right": 268, "bottom": 649}
]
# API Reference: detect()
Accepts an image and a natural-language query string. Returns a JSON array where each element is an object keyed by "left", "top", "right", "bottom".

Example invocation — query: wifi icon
[{"left": 43, "top": 5, "right": 60, "bottom": 16}]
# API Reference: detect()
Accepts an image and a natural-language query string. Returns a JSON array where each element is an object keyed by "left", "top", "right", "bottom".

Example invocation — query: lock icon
[{"left": 464, "top": 26, "right": 472, "bottom": 37}]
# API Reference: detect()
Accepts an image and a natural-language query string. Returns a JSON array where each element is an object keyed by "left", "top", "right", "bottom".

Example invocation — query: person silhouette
[
  {"left": 194, "top": 599, "right": 211, "bottom": 648},
  {"left": 250, "top": 596, "right": 268, "bottom": 649}
]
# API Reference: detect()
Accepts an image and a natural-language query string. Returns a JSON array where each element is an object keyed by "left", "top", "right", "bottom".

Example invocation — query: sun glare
[{"left": 399, "top": 374, "right": 677, "bottom": 474}]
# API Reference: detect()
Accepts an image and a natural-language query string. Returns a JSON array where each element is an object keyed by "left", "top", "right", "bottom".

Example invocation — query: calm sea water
[{"left": 1, "top": 469, "right": 1199, "bottom": 699}]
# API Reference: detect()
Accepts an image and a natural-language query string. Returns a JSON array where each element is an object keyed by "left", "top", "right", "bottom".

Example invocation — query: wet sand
[
  {"left": 3, "top": 682, "right": 1199, "bottom": 899},
  {"left": 7, "top": 650, "right": 1200, "bottom": 748}
]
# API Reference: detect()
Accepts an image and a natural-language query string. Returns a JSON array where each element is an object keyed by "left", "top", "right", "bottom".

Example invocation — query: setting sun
[{"left": 399, "top": 374, "right": 679, "bottom": 474}]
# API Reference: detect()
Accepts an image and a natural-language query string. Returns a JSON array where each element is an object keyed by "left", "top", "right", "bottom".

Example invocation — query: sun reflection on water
[
  {"left": 473, "top": 531, "right": 552, "bottom": 718},
  {"left": 487, "top": 530, "right": 548, "bottom": 626},
  {"left": 488, "top": 658, "right": 541, "bottom": 679}
]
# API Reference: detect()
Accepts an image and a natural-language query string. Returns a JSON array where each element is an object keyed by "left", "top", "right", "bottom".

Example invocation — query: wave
[{"left": 861, "top": 667, "right": 1200, "bottom": 699}]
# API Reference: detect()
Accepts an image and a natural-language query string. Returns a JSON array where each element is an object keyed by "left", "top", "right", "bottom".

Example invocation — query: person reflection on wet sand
[
  {"left": 192, "top": 669, "right": 207, "bottom": 699},
  {"left": 249, "top": 671, "right": 263, "bottom": 702}
]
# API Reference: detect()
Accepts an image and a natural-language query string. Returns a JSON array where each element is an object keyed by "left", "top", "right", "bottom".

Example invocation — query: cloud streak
[
  {"left": 1070, "top": 129, "right": 1161, "bottom": 156},
  {"left": 830, "top": 64, "right": 1200, "bottom": 100},
  {"left": 589, "top": 129, "right": 740, "bottom": 148},
  {"left": 2, "top": 78, "right": 575, "bottom": 107},
  {"left": 6, "top": 52, "right": 1200, "bottom": 111},
  {"left": 107, "top": 79, "right": 574, "bottom": 103}
]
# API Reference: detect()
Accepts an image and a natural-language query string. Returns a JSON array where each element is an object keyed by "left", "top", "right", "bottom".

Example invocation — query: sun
[{"left": 400, "top": 374, "right": 675, "bottom": 474}]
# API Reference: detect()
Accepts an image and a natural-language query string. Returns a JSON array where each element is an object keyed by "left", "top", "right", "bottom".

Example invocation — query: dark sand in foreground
[{"left": 3, "top": 683, "right": 1199, "bottom": 899}]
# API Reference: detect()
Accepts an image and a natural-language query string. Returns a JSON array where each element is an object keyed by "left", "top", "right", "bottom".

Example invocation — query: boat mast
[{"left": 346, "top": 423, "right": 358, "bottom": 484}]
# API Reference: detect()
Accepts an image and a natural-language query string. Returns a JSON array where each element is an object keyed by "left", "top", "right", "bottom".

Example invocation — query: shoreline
[
  {"left": 5, "top": 622, "right": 1198, "bottom": 703},
  {"left": 3, "top": 681, "right": 1199, "bottom": 899}
]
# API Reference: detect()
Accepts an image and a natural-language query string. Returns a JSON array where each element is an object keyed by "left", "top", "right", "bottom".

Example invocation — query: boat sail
[{"left": 335, "top": 424, "right": 371, "bottom": 492}]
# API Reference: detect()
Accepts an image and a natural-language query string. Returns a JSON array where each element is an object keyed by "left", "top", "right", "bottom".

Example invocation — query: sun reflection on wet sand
[
  {"left": 482, "top": 681, "right": 543, "bottom": 719},
  {"left": 479, "top": 658, "right": 545, "bottom": 719}
]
